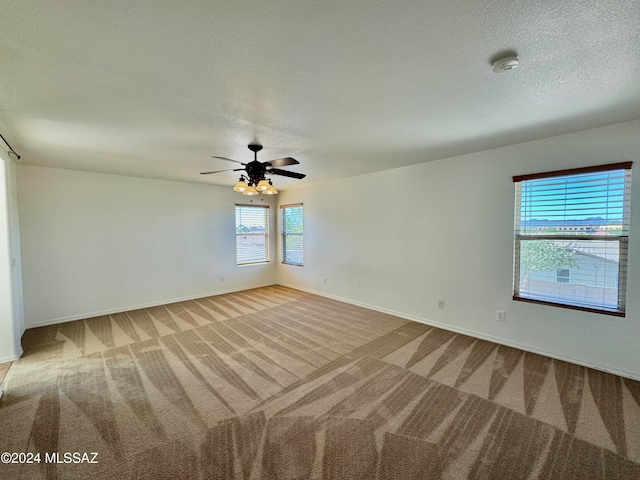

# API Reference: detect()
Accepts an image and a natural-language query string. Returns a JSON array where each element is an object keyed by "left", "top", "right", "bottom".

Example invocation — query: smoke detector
[{"left": 492, "top": 54, "right": 519, "bottom": 73}]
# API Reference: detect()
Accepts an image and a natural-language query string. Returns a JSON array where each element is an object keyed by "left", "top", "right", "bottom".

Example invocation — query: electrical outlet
[
  {"left": 438, "top": 300, "right": 445, "bottom": 309},
  {"left": 220, "top": 276, "right": 225, "bottom": 283},
  {"left": 496, "top": 310, "right": 506, "bottom": 322},
  {"left": 322, "top": 278, "right": 328, "bottom": 285}
]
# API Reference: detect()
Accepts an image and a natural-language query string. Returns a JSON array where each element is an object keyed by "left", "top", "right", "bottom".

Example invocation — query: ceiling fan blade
[
  {"left": 200, "top": 168, "right": 244, "bottom": 175},
  {"left": 211, "top": 155, "right": 246, "bottom": 165},
  {"left": 265, "top": 157, "right": 299, "bottom": 167},
  {"left": 268, "top": 168, "right": 306, "bottom": 179}
]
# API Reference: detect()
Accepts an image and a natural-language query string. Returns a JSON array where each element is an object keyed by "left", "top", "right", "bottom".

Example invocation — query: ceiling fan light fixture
[
  {"left": 263, "top": 184, "right": 278, "bottom": 195},
  {"left": 233, "top": 178, "right": 248, "bottom": 192},
  {"left": 256, "top": 179, "right": 270, "bottom": 192},
  {"left": 243, "top": 185, "right": 258, "bottom": 196}
]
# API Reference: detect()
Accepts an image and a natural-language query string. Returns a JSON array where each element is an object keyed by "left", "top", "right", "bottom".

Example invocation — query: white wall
[
  {"left": 277, "top": 119, "right": 640, "bottom": 379},
  {"left": 18, "top": 166, "right": 277, "bottom": 327},
  {"left": 0, "top": 150, "right": 24, "bottom": 362}
]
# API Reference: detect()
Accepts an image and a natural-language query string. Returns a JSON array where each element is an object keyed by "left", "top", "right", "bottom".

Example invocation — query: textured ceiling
[{"left": 1, "top": 0, "right": 639, "bottom": 190}]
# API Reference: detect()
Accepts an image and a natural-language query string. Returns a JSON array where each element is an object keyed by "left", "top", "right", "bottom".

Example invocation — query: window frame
[
  {"left": 235, "top": 204, "right": 269, "bottom": 266},
  {"left": 280, "top": 203, "right": 304, "bottom": 266},
  {"left": 512, "top": 162, "right": 632, "bottom": 316}
]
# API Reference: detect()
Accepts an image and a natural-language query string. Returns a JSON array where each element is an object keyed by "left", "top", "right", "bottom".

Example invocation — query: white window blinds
[
  {"left": 281, "top": 204, "right": 303, "bottom": 266},
  {"left": 513, "top": 162, "right": 632, "bottom": 315},
  {"left": 235, "top": 205, "right": 269, "bottom": 265}
]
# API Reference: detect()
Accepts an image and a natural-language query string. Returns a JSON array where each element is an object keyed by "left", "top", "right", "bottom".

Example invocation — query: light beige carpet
[
  {"left": 0, "top": 361, "right": 11, "bottom": 385},
  {"left": 1, "top": 286, "right": 639, "bottom": 479}
]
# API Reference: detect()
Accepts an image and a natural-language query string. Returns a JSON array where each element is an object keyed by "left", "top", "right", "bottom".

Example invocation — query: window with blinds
[
  {"left": 513, "top": 162, "right": 632, "bottom": 316},
  {"left": 281, "top": 204, "right": 303, "bottom": 266},
  {"left": 235, "top": 204, "right": 269, "bottom": 265}
]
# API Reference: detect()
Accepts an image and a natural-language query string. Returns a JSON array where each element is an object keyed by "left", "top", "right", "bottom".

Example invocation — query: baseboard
[
  {"left": 278, "top": 283, "right": 640, "bottom": 382},
  {"left": 25, "top": 283, "right": 277, "bottom": 329},
  {"left": 0, "top": 345, "right": 23, "bottom": 363}
]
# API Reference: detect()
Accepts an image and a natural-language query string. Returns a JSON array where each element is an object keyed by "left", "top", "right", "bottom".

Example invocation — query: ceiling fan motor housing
[
  {"left": 244, "top": 144, "right": 267, "bottom": 185},
  {"left": 245, "top": 159, "right": 268, "bottom": 185}
]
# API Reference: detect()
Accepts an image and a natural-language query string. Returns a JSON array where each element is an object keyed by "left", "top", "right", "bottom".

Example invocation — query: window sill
[
  {"left": 513, "top": 296, "right": 625, "bottom": 317},
  {"left": 237, "top": 262, "right": 270, "bottom": 267},
  {"left": 281, "top": 262, "right": 303, "bottom": 267}
]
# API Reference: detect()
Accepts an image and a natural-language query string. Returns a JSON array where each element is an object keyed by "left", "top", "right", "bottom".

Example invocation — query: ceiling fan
[{"left": 201, "top": 144, "right": 306, "bottom": 195}]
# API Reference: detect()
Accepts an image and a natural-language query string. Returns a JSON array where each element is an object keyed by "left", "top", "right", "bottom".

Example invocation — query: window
[
  {"left": 557, "top": 269, "right": 570, "bottom": 283},
  {"left": 513, "top": 162, "right": 632, "bottom": 316},
  {"left": 235, "top": 204, "right": 269, "bottom": 265},
  {"left": 281, "top": 203, "right": 303, "bottom": 266}
]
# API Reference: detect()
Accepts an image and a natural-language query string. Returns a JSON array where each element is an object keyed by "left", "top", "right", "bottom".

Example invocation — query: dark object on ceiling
[{"left": 201, "top": 144, "right": 305, "bottom": 195}]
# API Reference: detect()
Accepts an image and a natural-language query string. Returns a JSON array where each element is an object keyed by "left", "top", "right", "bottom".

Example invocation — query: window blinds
[
  {"left": 235, "top": 205, "right": 269, "bottom": 265},
  {"left": 281, "top": 204, "right": 303, "bottom": 266},
  {"left": 513, "top": 162, "right": 632, "bottom": 315}
]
